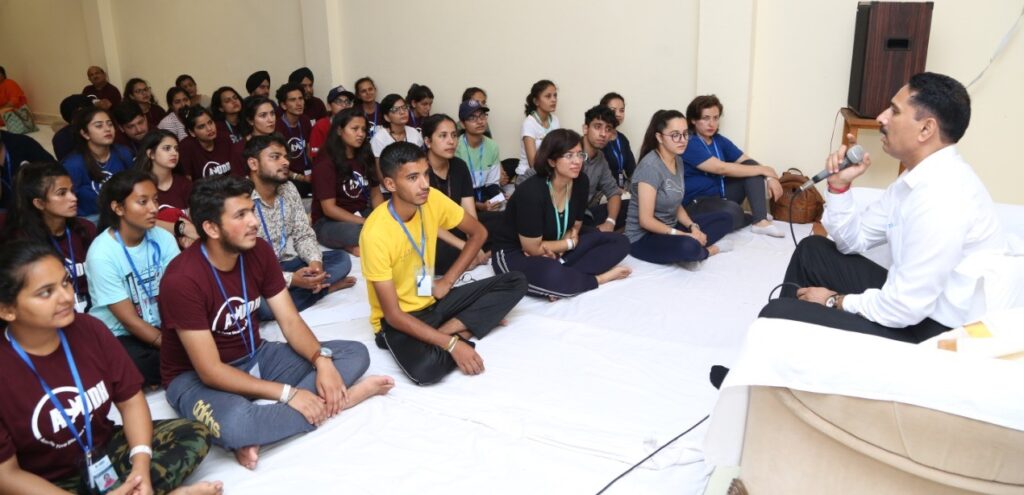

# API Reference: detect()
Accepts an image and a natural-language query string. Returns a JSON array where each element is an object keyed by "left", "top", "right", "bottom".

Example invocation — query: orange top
[{"left": 0, "top": 78, "right": 27, "bottom": 109}]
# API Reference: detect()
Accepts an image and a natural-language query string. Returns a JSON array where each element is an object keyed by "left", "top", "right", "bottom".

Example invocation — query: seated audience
[
  {"left": 124, "top": 78, "right": 167, "bottom": 130},
  {"left": 0, "top": 66, "right": 27, "bottom": 117},
  {"left": 760, "top": 72, "right": 1016, "bottom": 343},
  {"left": 491, "top": 129, "right": 631, "bottom": 299},
  {"left": 245, "top": 70, "right": 271, "bottom": 98},
  {"left": 359, "top": 142, "right": 527, "bottom": 385},
  {"left": 288, "top": 67, "right": 327, "bottom": 123},
  {"left": 52, "top": 94, "right": 93, "bottom": 160},
  {"left": 2, "top": 162, "right": 96, "bottom": 312},
  {"left": 354, "top": 76, "right": 382, "bottom": 137},
  {"left": 422, "top": 114, "right": 492, "bottom": 273},
  {"left": 460, "top": 86, "right": 492, "bottom": 138},
  {"left": 134, "top": 130, "right": 199, "bottom": 248},
  {"left": 516, "top": 79, "right": 560, "bottom": 183},
  {"left": 311, "top": 108, "right": 382, "bottom": 255},
  {"left": 157, "top": 87, "right": 190, "bottom": 140},
  {"left": 274, "top": 83, "right": 313, "bottom": 196},
  {"left": 600, "top": 92, "right": 637, "bottom": 187},
  {"left": 244, "top": 134, "right": 355, "bottom": 320},
  {"left": 82, "top": 65, "right": 122, "bottom": 110},
  {"left": 179, "top": 106, "right": 235, "bottom": 179},
  {"left": 159, "top": 174, "right": 392, "bottom": 470},
  {"left": 1, "top": 130, "right": 54, "bottom": 211},
  {"left": 625, "top": 110, "right": 733, "bottom": 268},
  {"left": 87, "top": 170, "right": 180, "bottom": 387},
  {"left": 406, "top": 83, "right": 433, "bottom": 132},
  {"left": 370, "top": 93, "right": 424, "bottom": 162},
  {"left": 682, "top": 95, "right": 783, "bottom": 235},
  {"left": 176, "top": 74, "right": 211, "bottom": 108},
  {"left": 241, "top": 95, "right": 277, "bottom": 140},
  {"left": 0, "top": 240, "right": 220, "bottom": 495},
  {"left": 580, "top": 105, "right": 625, "bottom": 231},
  {"left": 111, "top": 100, "right": 150, "bottom": 155},
  {"left": 61, "top": 108, "right": 134, "bottom": 221},
  {"left": 211, "top": 86, "right": 244, "bottom": 144},
  {"left": 309, "top": 85, "right": 355, "bottom": 159},
  {"left": 455, "top": 99, "right": 505, "bottom": 212}
]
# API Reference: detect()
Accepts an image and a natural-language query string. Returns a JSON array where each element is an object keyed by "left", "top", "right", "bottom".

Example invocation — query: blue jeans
[{"left": 256, "top": 249, "right": 352, "bottom": 320}]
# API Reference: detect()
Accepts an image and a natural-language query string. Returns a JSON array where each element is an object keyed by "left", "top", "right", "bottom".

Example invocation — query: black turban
[
  {"left": 245, "top": 70, "right": 270, "bottom": 94},
  {"left": 288, "top": 67, "right": 314, "bottom": 84}
]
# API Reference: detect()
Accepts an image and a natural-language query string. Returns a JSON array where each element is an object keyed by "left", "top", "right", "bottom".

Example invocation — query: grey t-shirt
[
  {"left": 583, "top": 151, "right": 621, "bottom": 207},
  {"left": 624, "top": 151, "right": 685, "bottom": 242}
]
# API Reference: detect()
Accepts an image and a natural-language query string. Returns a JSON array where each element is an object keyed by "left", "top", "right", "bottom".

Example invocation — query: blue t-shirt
[
  {"left": 86, "top": 227, "right": 179, "bottom": 337},
  {"left": 680, "top": 134, "right": 744, "bottom": 205},
  {"left": 62, "top": 145, "right": 134, "bottom": 217}
]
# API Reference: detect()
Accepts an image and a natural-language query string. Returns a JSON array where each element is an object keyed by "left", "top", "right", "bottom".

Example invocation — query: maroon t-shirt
[
  {"left": 155, "top": 175, "right": 193, "bottom": 223},
  {"left": 275, "top": 116, "right": 312, "bottom": 176},
  {"left": 82, "top": 84, "right": 122, "bottom": 107},
  {"left": 303, "top": 97, "right": 328, "bottom": 124},
  {"left": 215, "top": 120, "right": 244, "bottom": 145},
  {"left": 143, "top": 104, "right": 167, "bottom": 131},
  {"left": 179, "top": 135, "right": 234, "bottom": 179},
  {"left": 158, "top": 240, "right": 287, "bottom": 388},
  {"left": 0, "top": 315, "right": 143, "bottom": 480},
  {"left": 51, "top": 220, "right": 98, "bottom": 310},
  {"left": 310, "top": 152, "right": 375, "bottom": 223}
]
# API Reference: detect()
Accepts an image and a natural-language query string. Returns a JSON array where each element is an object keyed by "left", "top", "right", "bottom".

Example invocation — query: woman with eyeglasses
[
  {"left": 311, "top": 108, "right": 381, "bottom": 256},
  {"left": 369, "top": 93, "right": 424, "bottom": 162},
  {"left": 682, "top": 95, "right": 784, "bottom": 236},
  {"left": 600, "top": 92, "right": 637, "bottom": 188},
  {"left": 492, "top": 129, "right": 631, "bottom": 300},
  {"left": 211, "top": 86, "right": 245, "bottom": 144},
  {"left": 86, "top": 169, "right": 180, "bottom": 387},
  {"left": 625, "top": 110, "right": 733, "bottom": 269},
  {"left": 460, "top": 86, "right": 493, "bottom": 138},
  {"left": 156, "top": 87, "right": 190, "bottom": 141},
  {"left": 123, "top": 78, "right": 166, "bottom": 130},
  {"left": 516, "top": 79, "right": 560, "bottom": 183},
  {"left": 309, "top": 86, "right": 355, "bottom": 160}
]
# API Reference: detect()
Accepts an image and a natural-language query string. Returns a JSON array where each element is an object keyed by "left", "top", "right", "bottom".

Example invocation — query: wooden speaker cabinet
[{"left": 847, "top": 1, "right": 933, "bottom": 118}]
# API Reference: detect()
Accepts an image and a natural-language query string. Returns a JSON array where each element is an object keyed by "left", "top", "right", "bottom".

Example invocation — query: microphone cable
[{"left": 594, "top": 414, "right": 710, "bottom": 495}]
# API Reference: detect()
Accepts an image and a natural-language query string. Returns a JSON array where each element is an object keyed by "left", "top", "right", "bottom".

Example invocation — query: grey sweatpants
[{"left": 165, "top": 340, "right": 370, "bottom": 450}]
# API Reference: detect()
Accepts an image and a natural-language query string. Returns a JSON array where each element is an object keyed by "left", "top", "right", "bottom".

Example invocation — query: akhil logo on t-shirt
[
  {"left": 31, "top": 382, "right": 109, "bottom": 448},
  {"left": 212, "top": 297, "right": 261, "bottom": 335},
  {"left": 90, "top": 170, "right": 114, "bottom": 194},
  {"left": 342, "top": 171, "right": 367, "bottom": 199},
  {"left": 287, "top": 137, "right": 306, "bottom": 159},
  {"left": 202, "top": 161, "right": 231, "bottom": 177}
]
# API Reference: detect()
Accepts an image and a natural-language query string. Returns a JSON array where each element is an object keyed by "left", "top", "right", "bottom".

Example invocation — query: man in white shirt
[{"left": 760, "top": 72, "right": 1010, "bottom": 343}]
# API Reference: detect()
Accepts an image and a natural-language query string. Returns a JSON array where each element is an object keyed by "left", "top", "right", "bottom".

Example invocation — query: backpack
[{"left": 771, "top": 168, "right": 824, "bottom": 224}]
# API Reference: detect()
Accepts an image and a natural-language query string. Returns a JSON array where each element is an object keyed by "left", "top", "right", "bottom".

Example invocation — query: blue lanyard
[
  {"left": 610, "top": 136, "right": 624, "bottom": 175},
  {"left": 254, "top": 196, "right": 286, "bottom": 255},
  {"left": 367, "top": 103, "right": 380, "bottom": 137},
  {"left": 114, "top": 230, "right": 160, "bottom": 302},
  {"left": 225, "top": 121, "right": 240, "bottom": 143},
  {"left": 387, "top": 201, "right": 427, "bottom": 279},
  {"left": 280, "top": 117, "right": 310, "bottom": 170},
  {"left": 409, "top": 111, "right": 418, "bottom": 129},
  {"left": 547, "top": 180, "right": 570, "bottom": 240},
  {"left": 200, "top": 245, "right": 256, "bottom": 358},
  {"left": 50, "top": 227, "right": 80, "bottom": 295},
  {"left": 2, "top": 148, "right": 14, "bottom": 190},
  {"left": 7, "top": 329, "right": 95, "bottom": 458},
  {"left": 700, "top": 136, "right": 726, "bottom": 197}
]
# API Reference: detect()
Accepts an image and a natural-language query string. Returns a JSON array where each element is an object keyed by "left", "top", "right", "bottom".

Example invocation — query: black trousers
[
  {"left": 375, "top": 272, "right": 527, "bottom": 385},
  {"left": 759, "top": 236, "right": 949, "bottom": 343},
  {"left": 434, "top": 210, "right": 504, "bottom": 274},
  {"left": 118, "top": 335, "right": 161, "bottom": 387}
]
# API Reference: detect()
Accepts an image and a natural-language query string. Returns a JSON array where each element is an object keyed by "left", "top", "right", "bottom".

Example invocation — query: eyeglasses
[
  {"left": 335, "top": 98, "right": 353, "bottom": 107},
  {"left": 466, "top": 112, "right": 488, "bottom": 123},
  {"left": 389, "top": 104, "right": 409, "bottom": 114},
  {"left": 658, "top": 131, "right": 689, "bottom": 142},
  {"left": 133, "top": 86, "right": 151, "bottom": 94},
  {"left": 561, "top": 151, "right": 588, "bottom": 161}
]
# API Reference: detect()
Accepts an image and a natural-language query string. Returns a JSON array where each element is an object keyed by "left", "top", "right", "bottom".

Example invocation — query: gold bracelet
[{"left": 444, "top": 335, "right": 459, "bottom": 353}]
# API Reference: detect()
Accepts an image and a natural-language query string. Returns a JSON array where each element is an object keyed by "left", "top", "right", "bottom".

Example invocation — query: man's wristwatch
[
  {"left": 688, "top": 223, "right": 700, "bottom": 231},
  {"left": 310, "top": 346, "right": 333, "bottom": 364},
  {"left": 825, "top": 294, "right": 844, "bottom": 310}
]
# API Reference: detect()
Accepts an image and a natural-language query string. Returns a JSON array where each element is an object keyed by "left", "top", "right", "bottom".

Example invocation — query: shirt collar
[{"left": 900, "top": 144, "right": 958, "bottom": 189}]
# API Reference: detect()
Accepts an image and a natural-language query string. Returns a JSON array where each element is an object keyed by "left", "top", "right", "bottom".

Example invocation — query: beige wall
[
  {"left": 2, "top": 0, "right": 1020, "bottom": 204},
  {"left": 748, "top": 0, "right": 1024, "bottom": 204}
]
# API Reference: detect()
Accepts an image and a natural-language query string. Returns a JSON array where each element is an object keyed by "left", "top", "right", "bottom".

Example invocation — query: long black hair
[
  {"left": 70, "top": 107, "right": 114, "bottom": 182},
  {"left": 132, "top": 130, "right": 179, "bottom": 173},
  {"left": 1, "top": 162, "right": 91, "bottom": 247},
  {"left": 0, "top": 240, "right": 63, "bottom": 309},
  {"left": 211, "top": 86, "right": 241, "bottom": 122},
  {"left": 97, "top": 169, "right": 157, "bottom": 232},
  {"left": 640, "top": 110, "right": 686, "bottom": 160},
  {"left": 240, "top": 95, "right": 274, "bottom": 137},
  {"left": 323, "top": 108, "right": 375, "bottom": 183}
]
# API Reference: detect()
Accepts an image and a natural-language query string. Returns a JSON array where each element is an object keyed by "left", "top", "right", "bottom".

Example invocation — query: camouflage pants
[{"left": 53, "top": 419, "right": 211, "bottom": 495}]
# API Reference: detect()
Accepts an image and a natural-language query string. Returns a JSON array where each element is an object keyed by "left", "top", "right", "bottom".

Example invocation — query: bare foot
[
  {"left": 548, "top": 295, "right": 561, "bottom": 302},
  {"left": 170, "top": 481, "right": 224, "bottom": 495},
  {"left": 707, "top": 245, "right": 720, "bottom": 256},
  {"left": 342, "top": 375, "right": 395, "bottom": 411},
  {"left": 499, "top": 319, "right": 509, "bottom": 326},
  {"left": 596, "top": 265, "right": 632, "bottom": 285},
  {"left": 329, "top": 276, "right": 357, "bottom": 292},
  {"left": 234, "top": 445, "right": 259, "bottom": 470},
  {"left": 344, "top": 246, "right": 361, "bottom": 257}
]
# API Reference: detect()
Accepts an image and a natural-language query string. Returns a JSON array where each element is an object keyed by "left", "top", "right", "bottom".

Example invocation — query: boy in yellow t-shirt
[{"left": 359, "top": 142, "right": 527, "bottom": 385}]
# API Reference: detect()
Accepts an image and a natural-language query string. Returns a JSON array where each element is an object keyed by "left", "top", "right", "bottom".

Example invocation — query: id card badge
[
  {"left": 86, "top": 454, "right": 118, "bottom": 493},
  {"left": 74, "top": 293, "right": 88, "bottom": 313},
  {"left": 416, "top": 268, "right": 433, "bottom": 297}
]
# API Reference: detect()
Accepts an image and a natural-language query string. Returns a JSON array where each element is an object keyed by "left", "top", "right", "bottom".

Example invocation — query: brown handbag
[{"left": 771, "top": 168, "right": 824, "bottom": 224}]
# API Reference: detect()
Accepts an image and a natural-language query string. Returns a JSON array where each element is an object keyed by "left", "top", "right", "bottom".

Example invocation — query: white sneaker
[
  {"left": 713, "top": 239, "right": 734, "bottom": 253},
  {"left": 751, "top": 223, "right": 785, "bottom": 238}
]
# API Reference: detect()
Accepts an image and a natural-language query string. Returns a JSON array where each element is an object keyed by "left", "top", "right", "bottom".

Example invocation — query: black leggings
[
  {"left": 491, "top": 231, "right": 630, "bottom": 299},
  {"left": 759, "top": 236, "right": 949, "bottom": 343}
]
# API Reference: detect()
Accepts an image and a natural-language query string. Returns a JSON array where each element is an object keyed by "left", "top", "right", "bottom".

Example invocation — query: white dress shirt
[{"left": 823, "top": 145, "right": 1008, "bottom": 328}]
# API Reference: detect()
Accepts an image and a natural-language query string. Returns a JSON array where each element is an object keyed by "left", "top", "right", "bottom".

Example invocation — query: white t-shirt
[
  {"left": 370, "top": 126, "right": 424, "bottom": 157},
  {"left": 516, "top": 113, "right": 560, "bottom": 181}
]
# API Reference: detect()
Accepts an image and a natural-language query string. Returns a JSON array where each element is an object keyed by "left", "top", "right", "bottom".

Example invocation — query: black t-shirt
[
  {"left": 1, "top": 130, "right": 55, "bottom": 210},
  {"left": 429, "top": 157, "right": 474, "bottom": 202},
  {"left": 492, "top": 174, "right": 589, "bottom": 250}
]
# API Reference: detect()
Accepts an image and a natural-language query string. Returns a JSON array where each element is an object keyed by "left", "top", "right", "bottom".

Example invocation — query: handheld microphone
[{"left": 799, "top": 145, "right": 865, "bottom": 192}]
